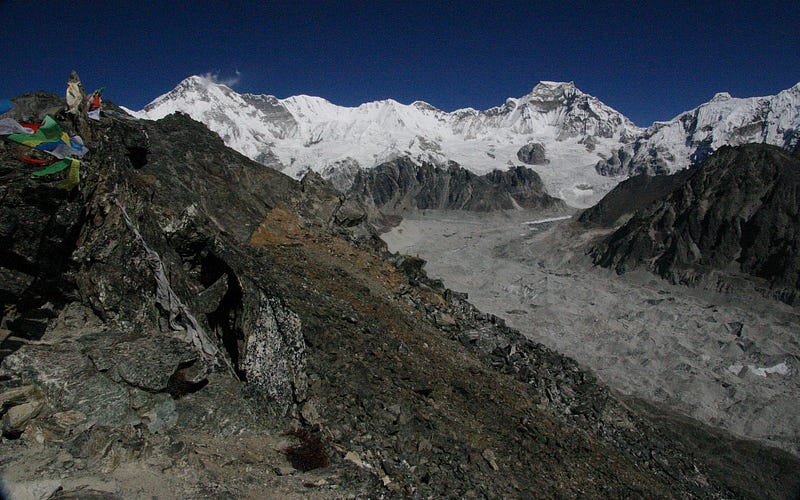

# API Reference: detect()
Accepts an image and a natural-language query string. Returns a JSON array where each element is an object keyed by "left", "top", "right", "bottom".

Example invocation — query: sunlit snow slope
[
  {"left": 134, "top": 76, "right": 800, "bottom": 208},
  {"left": 596, "top": 84, "right": 800, "bottom": 177},
  {"left": 134, "top": 76, "right": 641, "bottom": 207}
]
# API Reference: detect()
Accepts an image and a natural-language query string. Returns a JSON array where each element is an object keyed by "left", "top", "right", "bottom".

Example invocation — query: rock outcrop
[
  {"left": 516, "top": 142, "right": 548, "bottom": 165},
  {"left": 1, "top": 93, "right": 798, "bottom": 498},
  {"left": 590, "top": 144, "right": 800, "bottom": 305},
  {"left": 349, "top": 157, "right": 565, "bottom": 216}
]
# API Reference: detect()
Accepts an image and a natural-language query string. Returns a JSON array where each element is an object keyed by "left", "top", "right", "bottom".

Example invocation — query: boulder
[
  {"left": 240, "top": 290, "right": 307, "bottom": 413},
  {"left": 2, "top": 400, "right": 44, "bottom": 437}
]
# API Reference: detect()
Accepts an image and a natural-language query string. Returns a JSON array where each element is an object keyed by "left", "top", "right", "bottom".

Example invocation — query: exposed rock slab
[{"left": 517, "top": 142, "right": 549, "bottom": 164}]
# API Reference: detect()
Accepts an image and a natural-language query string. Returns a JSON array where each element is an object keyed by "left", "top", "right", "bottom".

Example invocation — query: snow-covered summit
[
  {"left": 596, "top": 84, "right": 800, "bottom": 177},
  {"left": 135, "top": 76, "right": 800, "bottom": 208},
  {"left": 137, "top": 76, "right": 641, "bottom": 207}
]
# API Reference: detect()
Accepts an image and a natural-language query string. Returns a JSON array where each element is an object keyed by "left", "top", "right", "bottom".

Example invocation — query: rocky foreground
[{"left": 1, "top": 94, "right": 798, "bottom": 498}]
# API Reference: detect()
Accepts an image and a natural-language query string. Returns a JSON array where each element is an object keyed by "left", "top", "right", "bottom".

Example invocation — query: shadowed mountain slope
[
  {"left": 348, "top": 157, "right": 566, "bottom": 218},
  {"left": 578, "top": 169, "right": 695, "bottom": 228},
  {"left": 590, "top": 144, "right": 800, "bottom": 305}
]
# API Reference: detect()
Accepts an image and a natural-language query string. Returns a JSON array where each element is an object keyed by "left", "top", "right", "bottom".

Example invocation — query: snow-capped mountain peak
[
  {"left": 143, "top": 75, "right": 236, "bottom": 111},
  {"left": 529, "top": 80, "right": 578, "bottom": 98},
  {"left": 596, "top": 83, "right": 800, "bottom": 177},
  {"left": 136, "top": 76, "right": 646, "bottom": 207},
  {"left": 411, "top": 100, "right": 440, "bottom": 112},
  {"left": 134, "top": 76, "right": 800, "bottom": 208}
]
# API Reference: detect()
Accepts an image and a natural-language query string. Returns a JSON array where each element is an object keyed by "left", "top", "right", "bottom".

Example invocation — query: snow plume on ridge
[{"left": 200, "top": 70, "right": 242, "bottom": 88}]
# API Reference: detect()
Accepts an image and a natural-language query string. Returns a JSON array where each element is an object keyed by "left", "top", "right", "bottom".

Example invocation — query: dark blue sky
[{"left": 1, "top": 1, "right": 798, "bottom": 126}]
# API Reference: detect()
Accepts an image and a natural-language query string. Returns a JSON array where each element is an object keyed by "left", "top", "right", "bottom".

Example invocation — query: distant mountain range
[{"left": 130, "top": 77, "right": 800, "bottom": 208}]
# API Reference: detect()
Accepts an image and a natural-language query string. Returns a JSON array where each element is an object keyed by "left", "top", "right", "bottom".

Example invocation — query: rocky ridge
[
  {"left": 347, "top": 157, "right": 565, "bottom": 222},
  {"left": 590, "top": 144, "right": 800, "bottom": 306},
  {"left": 578, "top": 169, "right": 696, "bottom": 228},
  {"left": 0, "top": 93, "right": 798, "bottom": 498}
]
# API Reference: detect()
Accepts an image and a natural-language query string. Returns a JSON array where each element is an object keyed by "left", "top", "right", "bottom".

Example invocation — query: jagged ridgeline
[
  {"left": 348, "top": 157, "right": 565, "bottom": 215},
  {"left": 0, "top": 93, "right": 798, "bottom": 498},
  {"left": 133, "top": 77, "right": 644, "bottom": 208},
  {"left": 595, "top": 86, "right": 800, "bottom": 177},
  {"left": 589, "top": 144, "right": 800, "bottom": 305},
  {"left": 134, "top": 76, "right": 800, "bottom": 210}
]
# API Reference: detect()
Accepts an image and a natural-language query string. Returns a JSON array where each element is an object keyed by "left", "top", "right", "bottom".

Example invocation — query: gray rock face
[
  {"left": 299, "top": 170, "right": 369, "bottom": 230},
  {"left": 596, "top": 144, "right": 671, "bottom": 177},
  {"left": 239, "top": 93, "right": 299, "bottom": 139},
  {"left": 516, "top": 142, "right": 548, "bottom": 165},
  {"left": 578, "top": 169, "right": 695, "bottom": 227},
  {"left": 591, "top": 144, "right": 800, "bottom": 305},
  {"left": 595, "top": 146, "right": 633, "bottom": 176},
  {"left": 580, "top": 134, "right": 598, "bottom": 151},
  {"left": 319, "top": 158, "right": 362, "bottom": 193},
  {"left": 240, "top": 289, "right": 307, "bottom": 413},
  {"left": 86, "top": 335, "right": 201, "bottom": 392},
  {"left": 3, "top": 341, "right": 134, "bottom": 427},
  {"left": 349, "top": 157, "right": 565, "bottom": 214}
]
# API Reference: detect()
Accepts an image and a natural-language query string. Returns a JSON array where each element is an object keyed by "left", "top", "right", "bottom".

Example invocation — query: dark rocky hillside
[
  {"left": 578, "top": 169, "right": 695, "bottom": 227},
  {"left": 590, "top": 144, "right": 800, "bottom": 305},
  {"left": 1, "top": 94, "right": 798, "bottom": 498},
  {"left": 348, "top": 157, "right": 565, "bottom": 216}
]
